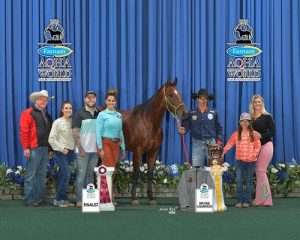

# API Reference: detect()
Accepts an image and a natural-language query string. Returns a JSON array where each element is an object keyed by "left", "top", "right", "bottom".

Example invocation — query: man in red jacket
[{"left": 20, "top": 90, "right": 54, "bottom": 207}]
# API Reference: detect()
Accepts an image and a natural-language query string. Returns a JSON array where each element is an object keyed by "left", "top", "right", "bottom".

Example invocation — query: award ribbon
[
  {"left": 100, "top": 175, "right": 111, "bottom": 203},
  {"left": 210, "top": 165, "right": 224, "bottom": 212}
]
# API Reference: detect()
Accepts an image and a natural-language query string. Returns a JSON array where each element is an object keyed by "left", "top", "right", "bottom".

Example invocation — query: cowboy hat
[
  {"left": 29, "top": 90, "right": 54, "bottom": 103},
  {"left": 192, "top": 88, "right": 214, "bottom": 101}
]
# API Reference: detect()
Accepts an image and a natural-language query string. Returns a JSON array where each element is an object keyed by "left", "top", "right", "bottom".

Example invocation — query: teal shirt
[{"left": 96, "top": 109, "right": 125, "bottom": 150}]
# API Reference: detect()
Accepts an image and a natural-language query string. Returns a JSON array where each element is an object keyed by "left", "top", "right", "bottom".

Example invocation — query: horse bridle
[{"left": 163, "top": 86, "right": 185, "bottom": 119}]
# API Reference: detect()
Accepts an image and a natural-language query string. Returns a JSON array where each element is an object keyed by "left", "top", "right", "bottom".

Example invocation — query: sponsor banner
[
  {"left": 226, "top": 19, "right": 262, "bottom": 82},
  {"left": 37, "top": 19, "right": 73, "bottom": 82}
]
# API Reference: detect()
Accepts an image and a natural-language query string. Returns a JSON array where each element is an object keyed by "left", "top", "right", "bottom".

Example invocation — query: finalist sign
[{"left": 82, "top": 183, "right": 100, "bottom": 213}]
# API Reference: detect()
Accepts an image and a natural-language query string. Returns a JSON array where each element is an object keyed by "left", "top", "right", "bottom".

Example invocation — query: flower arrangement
[
  {"left": 114, "top": 160, "right": 190, "bottom": 192},
  {"left": 268, "top": 161, "right": 300, "bottom": 196},
  {"left": 1, "top": 160, "right": 299, "bottom": 197},
  {"left": 222, "top": 161, "right": 300, "bottom": 197},
  {"left": 0, "top": 165, "right": 25, "bottom": 189}
]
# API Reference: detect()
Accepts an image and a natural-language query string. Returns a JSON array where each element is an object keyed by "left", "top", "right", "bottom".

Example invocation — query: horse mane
[{"left": 131, "top": 85, "right": 165, "bottom": 116}]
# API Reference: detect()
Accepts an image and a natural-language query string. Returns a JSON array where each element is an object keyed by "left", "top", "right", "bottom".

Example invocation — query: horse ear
[
  {"left": 173, "top": 78, "right": 178, "bottom": 86},
  {"left": 166, "top": 79, "right": 171, "bottom": 86}
]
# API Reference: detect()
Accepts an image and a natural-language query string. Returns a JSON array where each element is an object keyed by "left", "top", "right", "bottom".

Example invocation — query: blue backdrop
[{"left": 0, "top": 0, "right": 299, "bottom": 167}]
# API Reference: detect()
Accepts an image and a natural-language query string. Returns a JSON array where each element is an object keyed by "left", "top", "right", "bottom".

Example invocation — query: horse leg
[
  {"left": 147, "top": 153, "right": 157, "bottom": 205},
  {"left": 131, "top": 152, "right": 141, "bottom": 205}
]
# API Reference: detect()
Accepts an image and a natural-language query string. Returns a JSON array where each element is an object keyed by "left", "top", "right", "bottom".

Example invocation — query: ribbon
[
  {"left": 100, "top": 175, "right": 111, "bottom": 203},
  {"left": 210, "top": 165, "right": 224, "bottom": 212}
]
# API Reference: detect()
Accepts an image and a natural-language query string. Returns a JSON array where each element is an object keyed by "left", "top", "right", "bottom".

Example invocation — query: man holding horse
[{"left": 178, "top": 88, "right": 223, "bottom": 168}]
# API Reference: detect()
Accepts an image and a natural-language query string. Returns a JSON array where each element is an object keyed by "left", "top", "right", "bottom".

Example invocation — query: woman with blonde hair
[{"left": 249, "top": 95, "right": 275, "bottom": 207}]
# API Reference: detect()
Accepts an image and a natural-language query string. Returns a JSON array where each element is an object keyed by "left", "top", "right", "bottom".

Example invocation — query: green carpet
[{"left": 0, "top": 198, "right": 299, "bottom": 240}]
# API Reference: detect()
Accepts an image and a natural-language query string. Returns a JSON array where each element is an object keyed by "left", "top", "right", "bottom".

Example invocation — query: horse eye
[{"left": 168, "top": 93, "right": 173, "bottom": 97}]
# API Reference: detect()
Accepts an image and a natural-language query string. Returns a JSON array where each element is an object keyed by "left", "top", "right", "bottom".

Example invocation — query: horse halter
[{"left": 163, "top": 86, "right": 185, "bottom": 120}]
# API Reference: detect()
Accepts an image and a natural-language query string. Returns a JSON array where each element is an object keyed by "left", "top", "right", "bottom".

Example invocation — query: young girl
[
  {"left": 223, "top": 112, "right": 261, "bottom": 208},
  {"left": 49, "top": 101, "right": 75, "bottom": 207}
]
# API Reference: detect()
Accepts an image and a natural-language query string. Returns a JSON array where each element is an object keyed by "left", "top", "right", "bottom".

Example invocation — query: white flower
[
  {"left": 124, "top": 160, "right": 129, "bottom": 164},
  {"left": 155, "top": 160, "right": 160, "bottom": 165},
  {"left": 163, "top": 178, "right": 168, "bottom": 184},
  {"left": 130, "top": 161, "right": 133, "bottom": 166},
  {"left": 222, "top": 166, "right": 229, "bottom": 172},
  {"left": 125, "top": 167, "right": 130, "bottom": 172},
  {"left": 223, "top": 162, "right": 230, "bottom": 167},
  {"left": 143, "top": 163, "right": 148, "bottom": 169},
  {"left": 144, "top": 170, "right": 148, "bottom": 174},
  {"left": 17, "top": 166, "right": 23, "bottom": 171},
  {"left": 6, "top": 169, "right": 13, "bottom": 175},
  {"left": 129, "top": 166, "right": 133, "bottom": 172},
  {"left": 140, "top": 166, "right": 145, "bottom": 172},
  {"left": 289, "top": 165, "right": 295, "bottom": 168},
  {"left": 271, "top": 167, "right": 278, "bottom": 173},
  {"left": 278, "top": 163, "right": 285, "bottom": 168},
  {"left": 15, "top": 170, "right": 21, "bottom": 175}
]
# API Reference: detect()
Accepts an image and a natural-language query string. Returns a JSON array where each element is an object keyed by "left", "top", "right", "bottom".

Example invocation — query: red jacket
[{"left": 19, "top": 106, "right": 53, "bottom": 150}]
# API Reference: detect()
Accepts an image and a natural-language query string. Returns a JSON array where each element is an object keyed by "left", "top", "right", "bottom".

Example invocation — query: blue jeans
[
  {"left": 75, "top": 152, "right": 99, "bottom": 201},
  {"left": 236, "top": 160, "right": 256, "bottom": 204},
  {"left": 192, "top": 138, "right": 216, "bottom": 167},
  {"left": 54, "top": 150, "right": 74, "bottom": 201},
  {"left": 24, "top": 147, "right": 49, "bottom": 205}
]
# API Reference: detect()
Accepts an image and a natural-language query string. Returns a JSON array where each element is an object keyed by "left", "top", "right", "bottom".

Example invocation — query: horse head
[{"left": 163, "top": 79, "right": 188, "bottom": 120}]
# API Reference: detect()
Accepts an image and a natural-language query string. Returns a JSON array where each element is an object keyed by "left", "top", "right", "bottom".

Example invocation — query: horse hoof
[
  {"left": 131, "top": 199, "right": 140, "bottom": 205},
  {"left": 148, "top": 199, "right": 157, "bottom": 205}
]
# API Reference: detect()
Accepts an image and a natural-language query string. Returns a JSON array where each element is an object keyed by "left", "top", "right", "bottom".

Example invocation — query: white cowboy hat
[{"left": 29, "top": 90, "right": 54, "bottom": 103}]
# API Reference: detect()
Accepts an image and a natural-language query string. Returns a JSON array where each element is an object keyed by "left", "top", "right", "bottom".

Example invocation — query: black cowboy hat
[{"left": 192, "top": 88, "right": 214, "bottom": 101}]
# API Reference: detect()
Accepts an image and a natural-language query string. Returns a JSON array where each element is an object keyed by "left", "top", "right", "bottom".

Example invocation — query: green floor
[{"left": 0, "top": 198, "right": 299, "bottom": 240}]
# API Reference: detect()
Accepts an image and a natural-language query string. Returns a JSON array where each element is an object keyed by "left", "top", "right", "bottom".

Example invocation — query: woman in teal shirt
[{"left": 96, "top": 89, "right": 126, "bottom": 168}]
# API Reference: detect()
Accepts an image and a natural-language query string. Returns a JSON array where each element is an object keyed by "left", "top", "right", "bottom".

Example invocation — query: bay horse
[{"left": 122, "top": 79, "right": 188, "bottom": 205}]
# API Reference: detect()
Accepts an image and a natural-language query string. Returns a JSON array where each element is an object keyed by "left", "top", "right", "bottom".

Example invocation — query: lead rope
[
  {"left": 163, "top": 87, "right": 191, "bottom": 168},
  {"left": 176, "top": 119, "right": 191, "bottom": 168}
]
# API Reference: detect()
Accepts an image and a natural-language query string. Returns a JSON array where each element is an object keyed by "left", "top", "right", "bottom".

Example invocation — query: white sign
[
  {"left": 195, "top": 184, "right": 213, "bottom": 213},
  {"left": 82, "top": 183, "right": 100, "bottom": 213}
]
